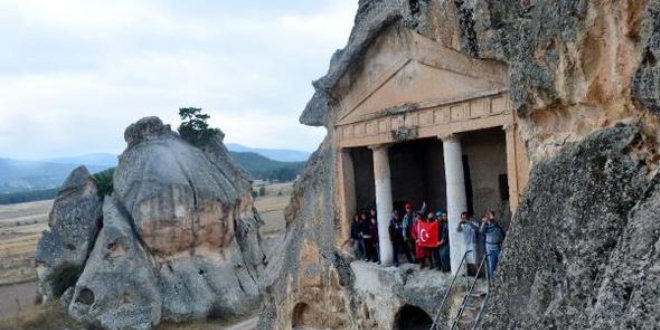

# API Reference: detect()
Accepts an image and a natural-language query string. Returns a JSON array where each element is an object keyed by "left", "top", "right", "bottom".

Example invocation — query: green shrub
[
  {"left": 92, "top": 168, "right": 115, "bottom": 196},
  {"left": 47, "top": 263, "right": 82, "bottom": 298},
  {"left": 177, "top": 108, "right": 221, "bottom": 147}
]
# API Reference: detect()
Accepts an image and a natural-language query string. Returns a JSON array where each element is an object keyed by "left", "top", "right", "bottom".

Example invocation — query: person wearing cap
[{"left": 402, "top": 201, "right": 426, "bottom": 263}]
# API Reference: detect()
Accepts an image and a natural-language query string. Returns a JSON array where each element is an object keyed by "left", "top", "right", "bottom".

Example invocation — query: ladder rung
[
  {"left": 461, "top": 304, "right": 480, "bottom": 311},
  {"left": 458, "top": 317, "right": 475, "bottom": 324},
  {"left": 467, "top": 292, "right": 487, "bottom": 298}
]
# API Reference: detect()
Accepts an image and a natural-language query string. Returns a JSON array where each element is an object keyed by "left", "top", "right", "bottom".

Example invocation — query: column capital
[
  {"left": 368, "top": 143, "right": 393, "bottom": 151},
  {"left": 439, "top": 133, "right": 460, "bottom": 143},
  {"left": 502, "top": 122, "right": 516, "bottom": 132}
]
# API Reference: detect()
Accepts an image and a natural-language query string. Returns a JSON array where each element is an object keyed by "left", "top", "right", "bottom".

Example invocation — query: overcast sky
[{"left": 0, "top": 0, "right": 357, "bottom": 160}]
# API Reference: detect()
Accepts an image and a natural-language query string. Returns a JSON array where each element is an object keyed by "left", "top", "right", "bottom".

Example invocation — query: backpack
[{"left": 489, "top": 221, "right": 506, "bottom": 244}]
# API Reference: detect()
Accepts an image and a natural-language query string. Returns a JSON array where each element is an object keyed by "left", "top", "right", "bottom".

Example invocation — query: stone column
[
  {"left": 370, "top": 144, "right": 393, "bottom": 266},
  {"left": 442, "top": 134, "right": 468, "bottom": 275},
  {"left": 503, "top": 123, "right": 520, "bottom": 213},
  {"left": 338, "top": 149, "right": 356, "bottom": 250}
]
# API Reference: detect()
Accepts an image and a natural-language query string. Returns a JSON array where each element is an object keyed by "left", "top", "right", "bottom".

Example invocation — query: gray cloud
[{"left": 0, "top": 0, "right": 355, "bottom": 159}]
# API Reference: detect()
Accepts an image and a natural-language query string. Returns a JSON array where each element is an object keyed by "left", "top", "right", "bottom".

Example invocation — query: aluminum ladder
[{"left": 429, "top": 251, "right": 491, "bottom": 330}]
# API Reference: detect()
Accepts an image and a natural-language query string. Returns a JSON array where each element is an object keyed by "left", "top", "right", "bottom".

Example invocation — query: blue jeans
[
  {"left": 486, "top": 244, "right": 502, "bottom": 278},
  {"left": 353, "top": 239, "right": 365, "bottom": 260}
]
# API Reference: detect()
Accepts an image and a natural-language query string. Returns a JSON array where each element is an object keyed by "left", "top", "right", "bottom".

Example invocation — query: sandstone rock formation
[
  {"left": 37, "top": 117, "right": 266, "bottom": 329},
  {"left": 259, "top": 0, "right": 660, "bottom": 329},
  {"left": 36, "top": 166, "right": 103, "bottom": 301}
]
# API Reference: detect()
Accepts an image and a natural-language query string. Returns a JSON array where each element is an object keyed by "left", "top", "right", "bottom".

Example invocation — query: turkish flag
[{"left": 418, "top": 221, "right": 439, "bottom": 247}]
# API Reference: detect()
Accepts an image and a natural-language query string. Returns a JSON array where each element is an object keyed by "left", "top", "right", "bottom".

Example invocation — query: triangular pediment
[{"left": 332, "top": 25, "right": 508, "bottom": 127}]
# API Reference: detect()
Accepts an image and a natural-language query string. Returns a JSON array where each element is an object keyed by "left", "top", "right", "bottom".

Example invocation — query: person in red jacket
[{"left": 411, "top": 212, "right": 431, "bottom": 268}]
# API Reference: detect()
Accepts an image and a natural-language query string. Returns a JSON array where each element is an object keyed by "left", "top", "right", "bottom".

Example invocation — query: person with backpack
[{"left": 481, "top": 210, "right": 506, "bottom": 278}]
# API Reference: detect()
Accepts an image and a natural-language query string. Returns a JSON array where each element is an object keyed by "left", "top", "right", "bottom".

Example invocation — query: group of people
[
  {"left": 458, "top": 210, "right": 506, "bottom": 278},
  {"left": 389, "top": 202, "right": 450, "bottom": 271},
  {"left": 351, "top": 201, "right": 507, "bottom": 278},
  {"left": 350, "top": 208, "right": 380, "bottom": 263}
]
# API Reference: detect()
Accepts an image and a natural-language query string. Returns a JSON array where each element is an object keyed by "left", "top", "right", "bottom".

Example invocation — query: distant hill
[
  {"left": 226, "top": 143, "right": 310, "bottom": 162},
  {"left": 229, "top": 151, "right": 305, "bottom": 182},
  {"left": 0, "top": 158, "right": 109, "bottom": 194},
  {"left": 0, "top": 146, "right": 305, "bottom": 199}
]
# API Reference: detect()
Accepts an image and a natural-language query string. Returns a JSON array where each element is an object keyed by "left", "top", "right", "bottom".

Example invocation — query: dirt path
[{"left": 0, "top": 281, "right": 37, "bottom": 320}]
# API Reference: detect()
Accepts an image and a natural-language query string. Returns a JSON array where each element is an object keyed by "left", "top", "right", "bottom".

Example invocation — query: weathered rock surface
[
  {"left": 260, "top": 0, "right": 660, "bottom": 329},
  {"left": 69, "top": 196, "right": 161, "bottom": 330},
  {"left": 36, "top": 166, "right": 102, "bottom": 301},
  {"left": 481, "top": 126, "right": 658, "bottom": 329},
  {"left": 37, "top": 117, "right": 266, "bottom": 329}
]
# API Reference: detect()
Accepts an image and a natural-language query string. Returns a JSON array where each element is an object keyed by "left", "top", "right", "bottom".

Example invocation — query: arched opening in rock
[
  {"left": 292, "top": 302, "right": 310, "bottom": 328},
  {"left": 394, "top": 305, "right": 433, "bottom": 330},
  {"left": 76, "top": 287, "right": 95, "bottom": 305}
]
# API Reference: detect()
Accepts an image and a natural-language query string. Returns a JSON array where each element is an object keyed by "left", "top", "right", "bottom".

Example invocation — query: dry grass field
[
  {"left": 0, "top": 302, "right": 257, "bottom": 330},
  {"left": 0, "top": 182, "right": 292, "bottom": 324},
  {"left": 0, "top": 200, "right": 51, "bottom": 287}
]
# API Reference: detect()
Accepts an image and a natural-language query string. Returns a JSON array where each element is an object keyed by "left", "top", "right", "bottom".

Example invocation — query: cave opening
[
  {"left": 292, "top": 302, "right": 310, "bottom": 328},
  {"left": 394, "top": 304, "right": 433, "bottom": 330}
]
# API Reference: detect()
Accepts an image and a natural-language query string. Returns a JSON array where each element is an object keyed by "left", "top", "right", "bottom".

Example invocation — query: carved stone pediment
[{"left": 332, "top": 24, "right": 509, "bottom": 127}]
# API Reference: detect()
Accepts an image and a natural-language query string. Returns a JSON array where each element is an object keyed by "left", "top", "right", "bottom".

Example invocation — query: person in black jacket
[
  {"left": 351, "top": 214, "right": 365, "bottom": 260},
  {"left": 360, "top": 212, "right": 375, "bottom": 262},
  {"left": 437, "top": 211, "right": 450, "bottom": 272},
  {"left": 389, "top": 210, "right": 413, "bottom": 267}
]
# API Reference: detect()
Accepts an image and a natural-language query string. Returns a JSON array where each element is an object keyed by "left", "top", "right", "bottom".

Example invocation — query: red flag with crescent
[{"left": 418, "top": 221, "right": 439, "bottom": 247}]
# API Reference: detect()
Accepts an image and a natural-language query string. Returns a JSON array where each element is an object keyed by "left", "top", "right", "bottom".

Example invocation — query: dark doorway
[
  {"left": 292, "top": 303, "right": 310, "bottom": 328},
  {"left": 394, "top": 305, "right": 433, "bottom": 330},
  {"left": 350, "top": 147, "right": 376, "bottom": 212},
  {"left": 389, "top": 138, "right": 446, "bottom": 212},
  {"left": 462, "top": 155, "right": 474, "bottom": 216}
]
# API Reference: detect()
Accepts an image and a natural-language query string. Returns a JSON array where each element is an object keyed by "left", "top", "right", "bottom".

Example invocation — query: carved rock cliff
[{"left": 259, "top": 0, "right": 660, "bottom": 329}]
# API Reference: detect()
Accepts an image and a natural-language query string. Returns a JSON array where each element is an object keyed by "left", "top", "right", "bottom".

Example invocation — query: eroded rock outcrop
[
  {"left": 36, "top": 166, "right": 103, "bottom": 301},
  {"left": 259, "top": 0, "right": 660, "bottom": 329},
  {"left": 37, "top": 117, "right": 266, "bottom": 329}
]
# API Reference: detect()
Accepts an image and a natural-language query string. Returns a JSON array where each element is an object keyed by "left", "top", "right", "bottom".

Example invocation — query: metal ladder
[{"left": 429, "top": 251, "right": 491, "bottom": 330}]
